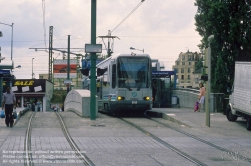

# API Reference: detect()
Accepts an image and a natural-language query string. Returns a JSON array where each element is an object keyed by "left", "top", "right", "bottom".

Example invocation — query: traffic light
[
  {"left": 200, "top": 48, "right": 208, "bottom": 82},
  {"left": 97, "top": 68, "right": 107, "bottom": 76},
  {"left": 201, "top": 75, "right": 208, "bottom": 81},
  {"left": 80, "top": 68, "right": 89, "bottom": 76}
]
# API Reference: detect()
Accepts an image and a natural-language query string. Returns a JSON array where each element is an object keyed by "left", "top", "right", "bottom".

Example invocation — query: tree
[
  {"left": 194, "top": 0, "right": 251, "bottom": 93},
  {"left": 195, "top": 57, "right": 203, "bottom": 71}
]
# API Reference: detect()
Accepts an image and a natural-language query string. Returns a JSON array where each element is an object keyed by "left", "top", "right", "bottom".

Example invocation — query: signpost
[
  {"left": 0, "top": 70, "right": 11, "bottom": 75},
  {"left": 64, "top": 79, "right": 72, "bottom": 93}
]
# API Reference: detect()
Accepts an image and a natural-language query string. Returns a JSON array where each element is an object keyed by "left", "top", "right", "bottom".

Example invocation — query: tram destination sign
[{"left": 152, "top": 71, "right": 175, "bottom": 78}]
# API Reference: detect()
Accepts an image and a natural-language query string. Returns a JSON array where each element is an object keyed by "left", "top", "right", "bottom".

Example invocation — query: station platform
[{"left": 0, "top": 107, "right": 250, "bottom": 166}]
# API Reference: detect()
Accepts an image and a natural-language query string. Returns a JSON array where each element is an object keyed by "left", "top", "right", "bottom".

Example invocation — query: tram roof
[{"left": 96, "top": 53, "right": 151, "bottom": 66}]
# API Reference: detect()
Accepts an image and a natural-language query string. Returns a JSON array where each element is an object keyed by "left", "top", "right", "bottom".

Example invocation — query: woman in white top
[{"left": 197, "top": 83, "right": 206, "bottom": 112}]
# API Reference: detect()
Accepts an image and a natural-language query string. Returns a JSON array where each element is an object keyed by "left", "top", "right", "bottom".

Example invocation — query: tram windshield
[{"left": 117, "top": 57, "right": 150, "bottom": 88}]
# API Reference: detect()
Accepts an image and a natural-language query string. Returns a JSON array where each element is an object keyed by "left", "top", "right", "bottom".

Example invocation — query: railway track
[
  {"left": 99, "top": 111, "right": 250, "bottom": 165},
  {"left": 120, "top": 118, "right": 207, "bottom": 166},
  {"left": 23, "top": 112, "right": 95, "bottom": 166},
  {"left": 144, "top": 115, "right": 251, "bottom": 163}
]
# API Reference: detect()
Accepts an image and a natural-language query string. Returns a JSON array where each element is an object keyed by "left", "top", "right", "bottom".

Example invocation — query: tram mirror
[
  {"left": 97, "top": 68, "right": 107, "bottom": 76},
  {"left": 80, "top": 68, "right": 89, "bottom": 76}
]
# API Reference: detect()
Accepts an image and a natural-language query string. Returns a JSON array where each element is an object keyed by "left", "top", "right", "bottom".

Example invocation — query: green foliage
[
  {"left": 50, "top": 90, "right": 67, "bottom": 103},
  {"left": 195, "top": 0, "right": 251, "bottom": 93},
  {"left": 195, "top": 57, "right": 203, "bottom": 71}
]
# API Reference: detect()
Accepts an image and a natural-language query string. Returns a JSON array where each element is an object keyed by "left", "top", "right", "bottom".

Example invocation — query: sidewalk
[{"left": 148, "top": 107, "right": 249, "bottom": 135}]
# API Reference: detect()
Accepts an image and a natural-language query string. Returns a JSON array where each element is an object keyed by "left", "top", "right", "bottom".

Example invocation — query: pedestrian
[
  {"left": 36, "top": 100, "right": 41, "bottom": 111},
  {"left": 2, "top": 86, "right": 16, "bottom": 127},
  {"left": 152, "top": 81, "right": 157, "bottom": 107},
  {"left": 32, "top": 103, "right": 35, "bottom": 112},
  {"left": 197, "top": 83, "right": 206, "bottom": 112}
]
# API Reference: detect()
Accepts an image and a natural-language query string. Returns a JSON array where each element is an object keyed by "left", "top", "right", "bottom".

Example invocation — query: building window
[
  {"left": 182, "top": 55, "right": 185, "bottom": 60},
  {"left": 181, "top": 69, "right": 184, "bottom": 73},
  {"left": 188, "top": 68, "right": 190, "bottom": 73},
  {"left": 182, "top": 62, "right": 185, "bottom": 65},
  {"left": 188, "top": 75, "right": 190, "bottom": 79},
  {"left": 189, "top": 62, "right": 191, "bottom": 65},
  {"left": 188, "top": 55, "right": 192, "bottom": 60},
  {"left": 39, "top": 76, "right": 43, "bottom": 79},
  {"left": 176, "top": 62, "right": 179, "bottom": 65},
  {"left": 181, "top": 75, "right": 184, "bottom": 80}
]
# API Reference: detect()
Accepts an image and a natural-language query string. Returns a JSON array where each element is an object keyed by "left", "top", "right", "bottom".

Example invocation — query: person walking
[
  {"left": 197, "top": 83, "right": 206, "bottom": 112},
  {"left": 2, "top": 86, "right": 16, "bottom": 127}
]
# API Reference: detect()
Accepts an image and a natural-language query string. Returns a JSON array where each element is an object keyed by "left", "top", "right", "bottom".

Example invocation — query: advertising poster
[{"left": 54, "top": 59, "right": 77, "bottom": 78}]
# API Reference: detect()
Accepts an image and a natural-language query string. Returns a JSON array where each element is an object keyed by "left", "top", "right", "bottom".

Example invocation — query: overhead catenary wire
[
  {"left": 99, "top": 0, "right": 145, "bottom": 53},
  {"left": 111, "top": 0, "right": 145, "bottom": 33}
]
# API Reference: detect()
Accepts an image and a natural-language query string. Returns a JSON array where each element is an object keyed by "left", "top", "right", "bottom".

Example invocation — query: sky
[{"left": 0, "top": 0, "right": 201, "bottom": 79}]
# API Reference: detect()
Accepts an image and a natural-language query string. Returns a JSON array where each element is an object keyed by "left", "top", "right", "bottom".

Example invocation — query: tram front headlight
[
  {"left": 143, "top": 96, "right": 151, "bottom": 101},
  {"left": 117, "top": 96, "right": 125, "bottom": 100}
]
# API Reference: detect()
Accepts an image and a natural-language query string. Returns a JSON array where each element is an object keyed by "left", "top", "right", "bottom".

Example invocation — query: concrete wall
[
  {"left": 64, "top": 89, "right": 98, "bottom": 117},
  {"left": 172, "top": 89, "right": 224, "bottom": 112},
  {"left": 172, "top": 89, "right": 205, "bottom": 111}
]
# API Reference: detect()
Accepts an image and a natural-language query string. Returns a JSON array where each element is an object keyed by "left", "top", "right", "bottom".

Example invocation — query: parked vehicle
[{"left": 226, "top": 61, "right": 251, "bottom": 131}]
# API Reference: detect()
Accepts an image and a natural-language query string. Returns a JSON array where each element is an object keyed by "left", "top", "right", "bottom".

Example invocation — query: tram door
[{"left": 155, "top": 77, "right": 171, "bottom": 108}]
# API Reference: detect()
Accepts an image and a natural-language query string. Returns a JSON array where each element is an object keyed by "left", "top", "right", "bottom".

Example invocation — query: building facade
[{"left": 172, "top": 51, "right": 203, "bottom": 88}]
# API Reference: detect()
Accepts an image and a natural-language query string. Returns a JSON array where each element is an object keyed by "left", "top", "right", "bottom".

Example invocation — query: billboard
[
  {"left": 11, "top": 79, "right": 46, "bottom": 93},
  {"left": 53, "top": 59, "right": 77, "bottom": 78}
]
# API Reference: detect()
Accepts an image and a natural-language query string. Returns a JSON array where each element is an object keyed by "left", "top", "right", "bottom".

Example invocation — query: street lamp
[
  {"left": 0, "top": 22, "right": 14, "bottom": 60},
  {"left": 32, "top": 58, "right": 34, "bottom": 79},
  {"left": 130, "top": 47, "right": 144, "bottom": 53},
  {"left": 205, "top": 35, "right": 214, "bottom": 127}
]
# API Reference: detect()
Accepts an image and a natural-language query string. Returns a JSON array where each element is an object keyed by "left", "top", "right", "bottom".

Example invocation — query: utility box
[{"left": 64, "top": 89, "right": 98, "bottom": 117}]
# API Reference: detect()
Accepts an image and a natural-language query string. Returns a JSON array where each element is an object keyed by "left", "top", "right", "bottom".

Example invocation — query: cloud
[{"left": 0, "top": 0, "right": 202, "bottom": 79}]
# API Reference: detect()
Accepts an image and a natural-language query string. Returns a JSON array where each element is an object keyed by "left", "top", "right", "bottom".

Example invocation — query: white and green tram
[{"left": 88, "top": 53, "right": 153, "bottom": 114}]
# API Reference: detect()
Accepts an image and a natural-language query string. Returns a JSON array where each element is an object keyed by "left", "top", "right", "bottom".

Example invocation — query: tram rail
[
  {"left": 23, "top": 111, "right": 95, "bottom": 166},
  {"left": 144, "top": 114, "right": 251, "bottom": 163}
]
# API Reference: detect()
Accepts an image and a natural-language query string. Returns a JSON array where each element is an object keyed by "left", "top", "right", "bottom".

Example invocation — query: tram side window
[
  {"left": 112, "top": 64, "right": 116, "bottom": 88},
  {"left": 103, "top": 74, "right": 108, "bottom": 87}
]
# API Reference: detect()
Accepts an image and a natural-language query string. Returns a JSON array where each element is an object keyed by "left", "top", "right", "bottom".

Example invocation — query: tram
[{"left": 85, "top": 53, "right": 153, "bottom": 114}]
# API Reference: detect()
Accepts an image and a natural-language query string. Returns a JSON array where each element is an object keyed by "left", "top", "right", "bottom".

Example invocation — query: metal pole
[
  {"left": 206, "top": 35, "right": 214, "bottom": 127},
  {"left": 0, "top": 22, "right": 14, "bottom": 60},
  {"left": 67, "top": 35, "right": 70, "bottom": 93},
  {"left": 108, "top": 30, "right": 111, "bottom": 57},
  {"left": 90, "top": 0, "right": 97, "bottom": 120},
  {"left": 0, "top": 77, "right": 2, "bottom": 107},
  {"left": 32, "top": 58, "right": 34, "bottom": 79},
  {"left": 11, "top": 23, "right": 13, "bottom": 60}
]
